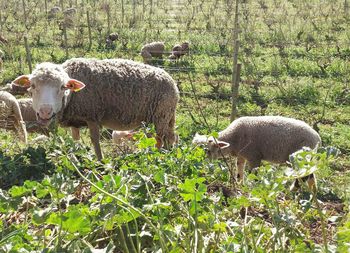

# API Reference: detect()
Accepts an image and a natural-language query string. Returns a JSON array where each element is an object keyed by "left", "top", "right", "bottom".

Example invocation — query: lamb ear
[
  {"left": 64, "top": 79, "right": 86, "bottom": 92},
  {"left": 12, "top": 75, "right": 31, "bottom": 88},
  {"left": 216, "top": 141, "right": 230, "bottom": 149}
]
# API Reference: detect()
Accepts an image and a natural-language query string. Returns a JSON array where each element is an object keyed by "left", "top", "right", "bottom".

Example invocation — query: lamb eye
[{"left": 31, "top": 84, "right": 36, "bottom": 89}]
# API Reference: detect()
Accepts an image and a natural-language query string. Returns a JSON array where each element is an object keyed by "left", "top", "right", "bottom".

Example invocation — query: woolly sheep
[
  {"left": 112, "top": 130, "right": 135, "bottom": 144},
  {"left": 108, "top": 32, "right": 119, "bottom": 42},
  {"left": 0, "top": 91, "right": 27, "bottom": 143},
  {"left": 13, "top": 58, "right": 179, "bottom": 160},
  {"left": 169, "top": 42, "right": 190, "bottom": 60},
  {"left": 193, "top": 116, "right": 321, "bottom": 189},
  {"left": 48, "top": 6, "right": 61, "bottom": 19},
  {"left": 140, "top": 41, "right": 165, "bottom": 63}
]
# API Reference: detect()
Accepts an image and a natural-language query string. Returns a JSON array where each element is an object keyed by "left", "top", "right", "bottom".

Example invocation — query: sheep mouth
[{"left": 36, "top": 113, "right": 56, "bottom": 126}]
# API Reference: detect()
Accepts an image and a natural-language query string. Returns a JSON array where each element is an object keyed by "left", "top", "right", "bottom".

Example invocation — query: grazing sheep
[
  {"left": 169, "top": 41, "right": 190, "bottom": 60},
  {"left": 63, "top": 7, "right": 77, "bottom": 16},
  {"left": 108, "top": 32, "right": 119, "bottom": 42},
  {"left": 193, "top": 116, "right": 321, "bottom": 190},
  {"left": 48, "top": 6, "right": 61, "bottom": 19},
  {"left": 0, "top": 91, "right": 27, "bottom": 143},
  {"left": 112, "top": 130, "right": 135, "bottom": 144},
  {"left": 140, "top": 41, "right": 165, "bottom": 63},
  {"left": 13, "top": 58, "right": 179, "bottom": 160}
]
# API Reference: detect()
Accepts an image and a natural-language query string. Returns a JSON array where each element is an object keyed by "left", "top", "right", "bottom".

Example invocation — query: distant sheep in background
[
  {"left": 0, "top": 91, "right": 27, "bottom": 143},
  {"left": 48, "top": 6, "right": 61, "bottom": 19},
  {"left": 108, "top": 32, "right": 119, "bottom": 42},
  {"left": 193, "top": 116, "right": 321, "bottom": 190},
  {"left": 169, "top": 41, "right": 190, "bottom": 60},
  {"left": 106, "top": 33, "right": 119, "bottom": 49},
  {"left": 140, "top": 41, "right": 165, "bottom": 63}
]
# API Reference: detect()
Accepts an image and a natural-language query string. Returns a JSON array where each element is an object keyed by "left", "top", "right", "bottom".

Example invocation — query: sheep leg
[
  {"left": 247, "top": 159, "right": 261, "bottom": 174},
  {"left": 87, "top": 121, "right": 103, "bottom": 160},
  {"left": 155, "top": 112, "right": 177, "bottom": 149},
  {"left": 71, "top": 127, "right": 80, "bottom": 141},
  {"left": 236, "top": 156, "right": 246, "bottom": 182}
]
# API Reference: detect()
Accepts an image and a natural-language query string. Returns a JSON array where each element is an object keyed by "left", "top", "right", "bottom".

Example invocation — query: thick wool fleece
[
  {"left": 0, "top": 91, "right": 27, "bottom": 142},
  {"left": 141, "top": 41, "right": 165, "bottom": 60},
  {"left": 60, "top": 58, "right": 179, "bottom": 145},
  {"left": 218, "top": 116, "right": 321, "bottom": 166}
]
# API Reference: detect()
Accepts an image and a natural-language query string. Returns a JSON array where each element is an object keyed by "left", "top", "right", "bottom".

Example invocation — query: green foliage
[{"left": 0, "top": 0, "right": 349, "bottom": 251}]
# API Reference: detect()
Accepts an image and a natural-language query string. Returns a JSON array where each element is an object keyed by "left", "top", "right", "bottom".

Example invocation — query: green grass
[{"left": 0, "top": 0, "right": 350, "bottom": 251}]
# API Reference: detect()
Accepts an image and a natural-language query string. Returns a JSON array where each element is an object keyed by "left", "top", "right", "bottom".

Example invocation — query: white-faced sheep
[
  {"left": 13, "top": 58, "right": 179, "bottom": 160},
  {"left": 140, "top": 41, "right": 165, "bottom": 64},
  {"left": 193, "top": 116, "right": 321, "bottom": 190},
  {"left": 0, "top": 91, "right": 27, "bottom": 143}
]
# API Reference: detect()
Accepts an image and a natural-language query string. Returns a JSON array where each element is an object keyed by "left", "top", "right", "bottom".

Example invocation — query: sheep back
[
  {"left": 141, "top": 42, "right": 165, "bottom": 57},
  {"left": 219, "top": 116, "right": 321, "bottom": 163},
  {"left": 60, "top": 58, "right": 179, "bottom": 131}
]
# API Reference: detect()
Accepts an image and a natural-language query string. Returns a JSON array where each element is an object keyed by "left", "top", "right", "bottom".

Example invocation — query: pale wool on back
[
  {"left": 0, "top": 91, "right": 27, "bottom": 143},
  {"left": 194, "top": 116, "right": 321, "bottom": 183},
  {"left": 217, "top": 116, "right": 321, "bottom": 165}
]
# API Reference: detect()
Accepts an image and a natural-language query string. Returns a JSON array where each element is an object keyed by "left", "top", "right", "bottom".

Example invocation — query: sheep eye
[{"left": 31, "top": 84, "right": 36, "bottom": 89}]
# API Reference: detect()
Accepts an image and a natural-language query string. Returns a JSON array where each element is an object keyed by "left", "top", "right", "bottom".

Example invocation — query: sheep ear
[
  {"left": 12, "top": 75, "right": 31, "bottom": 88},
  {"left": 65, "top": 79, "right": 86, "bottom": 92},
  {"left": 216, "top": 141, "right": 230, "bottom": 149}
]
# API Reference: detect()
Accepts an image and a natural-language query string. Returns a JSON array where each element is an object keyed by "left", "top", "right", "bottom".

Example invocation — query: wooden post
[
  {"left": 63, "top": 23, "right": 69, "bottom": 59},
  {"left": 121, "top": 0, "right": 124, "bottom": 28},
  {"left": 230, "top": 0, "right": 240, "bottom": 121},
  {"left": 21, "top": 0, "right": 27, "bottom": 28},
  {"left": 132, "top": 0, "right": 136, "bottom": 27},
  {"left": 87, "top": 10, "right": 92, "bottom": 50},
  {"left": 107, "top": 4, "right": 111, "bottom": 34},
  {"left": 44, "top": 0, "right": 48, "bottom": 20},
  {"left": 24, "top": 36, "right": 32, "bottom": 73}
]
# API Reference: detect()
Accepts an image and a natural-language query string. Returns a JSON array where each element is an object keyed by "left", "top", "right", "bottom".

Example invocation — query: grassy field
[{"left": 0, "top": 0, "right": 350, "bottom": 252}]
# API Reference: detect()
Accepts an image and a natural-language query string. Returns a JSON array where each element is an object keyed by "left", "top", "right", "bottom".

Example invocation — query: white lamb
[{"left": 193, "top": 116, "right": 321, "bottom": 190}]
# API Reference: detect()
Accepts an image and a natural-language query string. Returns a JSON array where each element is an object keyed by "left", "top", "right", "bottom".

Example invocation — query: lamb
[
  {"left": 0, "top": 91, "right": 27, "bottom": 143},
  {"left": 169, "top": 41, "right": 190, "bottom": 60},
  {"left": 112, "top": 130, "right": 135, "bottom": 144},
  {"left": 193, "top": 116, "right": 321, "bottom": 190},
  {"left": 13, "top": 58, "right": 179, "bottom": 160},
  {"left": 140, "top": 41, "right": 165, "bottom": 63}
]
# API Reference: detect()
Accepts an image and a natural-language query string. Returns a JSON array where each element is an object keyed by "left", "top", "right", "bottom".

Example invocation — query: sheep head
[
  {"left": 192, "top": 133, "right": 230, "bottom": 159},
  {"left": 12, "top": 62, "right": 85, "bottom": 126}
]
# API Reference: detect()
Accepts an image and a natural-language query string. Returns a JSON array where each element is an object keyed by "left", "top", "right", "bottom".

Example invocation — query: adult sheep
[
  {"left": 13, "top": 58, "right": 179, "bottom": 160},
  {"left": 193, "top": 116, "right": 321, "bottom": 190},
  {"left": 140, "top": 41, "right": 165, "bottom": 64}
]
